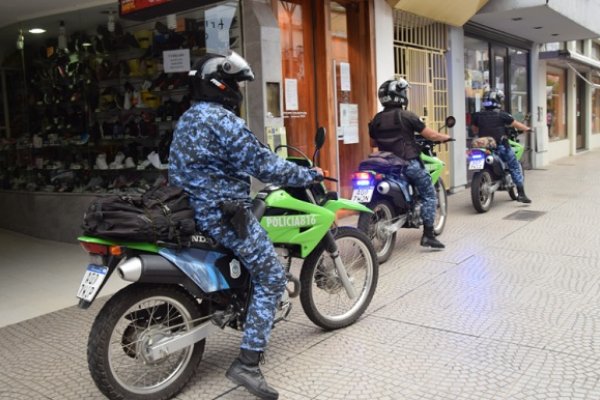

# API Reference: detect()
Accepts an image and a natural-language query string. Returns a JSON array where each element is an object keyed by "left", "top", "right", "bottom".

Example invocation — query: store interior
[{"left": 0, "top": 2, "right": 240, "bottom": 194}]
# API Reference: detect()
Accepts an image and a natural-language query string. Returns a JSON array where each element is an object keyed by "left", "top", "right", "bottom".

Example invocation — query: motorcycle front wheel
[
  {"left": 88, "top": 283, "right": 205, "bottom": 400},
  {"left": 471, "top": 170, "right": 494, "bottom": 213},
  {"left": 433, "top": 178, "right": 448, "bottom": 235},
  {"left": 357, "top": 198, "right": 397, "bottom": 264},
  {"left": 300, "top": 227, "right": 378, "bottom": 330}
]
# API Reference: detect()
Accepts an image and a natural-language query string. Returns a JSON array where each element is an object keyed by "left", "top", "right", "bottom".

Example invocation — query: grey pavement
[{"left": 2, "top": 150, "right": 600, "bottom": 399}]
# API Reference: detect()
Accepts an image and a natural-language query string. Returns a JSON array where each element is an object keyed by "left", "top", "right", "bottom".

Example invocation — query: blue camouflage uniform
[
  {"left": 471, "top": 109, "right": 524, "bottom": 186},
  {"left": 169, "top": 101, "right": 317, "bottom": 352},
  {"left": 369, "top": 107, "right": 437, "bottom": 226}
]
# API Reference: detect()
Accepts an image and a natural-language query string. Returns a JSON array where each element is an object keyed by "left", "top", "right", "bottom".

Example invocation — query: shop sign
[{"left": 120, "top": 0, "right": 172, "bottom": 15}]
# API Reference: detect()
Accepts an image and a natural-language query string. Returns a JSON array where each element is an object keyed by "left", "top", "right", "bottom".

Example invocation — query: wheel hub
[{"left": 137, "top": 326, "right": 173, "bottom": 365}]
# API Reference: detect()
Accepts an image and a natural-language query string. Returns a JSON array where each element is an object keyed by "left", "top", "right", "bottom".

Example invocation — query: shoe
[
  {"left": 95, "top": 153, "right": 108, "bottom": 170},
  {"left": 421, "top": 226, "right": 445, "bottom": 249},
  {"left": 225, "top": 349, "right": 279, "bottom": 400},
  {"left": 516, "top": 186, "right": 532, "bottom": 203},
  {"left": 147, "top": 151, "right": 167, "bottom": 169}
]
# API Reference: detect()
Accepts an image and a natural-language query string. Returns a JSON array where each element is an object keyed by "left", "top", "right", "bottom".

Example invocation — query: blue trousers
[
  {"left": 403, "top": 159, "right": 437, "bottom": 227},
  {"left": 496, "top": 143, "right": 524, "bottom": 186},
  {"left": 197, "top": 209, "right": 287, "bottom": 352}
]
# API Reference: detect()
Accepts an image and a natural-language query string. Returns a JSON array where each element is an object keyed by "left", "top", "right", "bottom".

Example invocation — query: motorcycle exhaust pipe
[
  {"left": 376, "top": 181, "right": 391, "bottom": 194},
  {"left": 118, "top": 255, "right": 188, "bottom": 283}
]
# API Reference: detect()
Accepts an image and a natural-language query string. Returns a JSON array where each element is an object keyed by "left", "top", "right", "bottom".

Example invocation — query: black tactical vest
[
  {"left": 369, "top": 109, "right": 422, "bottom": 160},
  {"left": 473, "top": 110, "right": 512, "bottom": 142}
]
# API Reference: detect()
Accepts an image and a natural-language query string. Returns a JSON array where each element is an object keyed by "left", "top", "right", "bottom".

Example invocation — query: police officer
[
  {"left": 169, "top": 51, "right": 322, "bottom": 400},
  {"left": 470, "top": 89, "right": 532, "bottom": 203},
  {"left": 369, "top": 78, "right": 451, "bottom": 249}
]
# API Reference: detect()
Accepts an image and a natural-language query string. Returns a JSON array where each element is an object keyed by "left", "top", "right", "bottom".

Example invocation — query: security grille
[{"left": 394, "top": 11, "right": 451, "bottom": 184}]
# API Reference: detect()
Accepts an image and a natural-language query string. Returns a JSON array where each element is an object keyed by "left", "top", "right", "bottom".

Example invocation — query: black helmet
[
  {"left": 482, "top": 89, "right": 504, "bottom": 110},
  {"left": 378, "top": 78, "right": 409, "bottom": 108},
  {"left": 189, "top": 51, "right": 255, "bottom": 111}
]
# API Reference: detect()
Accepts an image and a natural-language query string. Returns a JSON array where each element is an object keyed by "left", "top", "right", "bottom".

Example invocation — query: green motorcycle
[
  {"left": 468, "top": 127, "right": 526, "bottom": 213},
  {"left": 76, "top": 127, "right": 378, "bottom": 400}
]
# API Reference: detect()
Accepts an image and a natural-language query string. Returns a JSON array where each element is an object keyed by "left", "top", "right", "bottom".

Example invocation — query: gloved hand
[{"left": 311, "top": 167, "right": 324, "bottom": 182}]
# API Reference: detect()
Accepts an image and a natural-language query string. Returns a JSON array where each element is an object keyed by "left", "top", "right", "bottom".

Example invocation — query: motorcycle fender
[{"left": 324, "top": 198, "right": 373, "bottom": 214}]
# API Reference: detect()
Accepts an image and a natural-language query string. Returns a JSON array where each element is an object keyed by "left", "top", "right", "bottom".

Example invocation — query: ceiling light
[
  {"left": 511, "top": 17, "right": 523, "bottom": 21},
  {"left": 551, "top": 33, "right": 559, "bottom": 37},
  {"left": 28, "top": 28, "right": 46, "bottom": 34},
  {"left": 533, "top": 26, "right": 543, "bottom": 30}
]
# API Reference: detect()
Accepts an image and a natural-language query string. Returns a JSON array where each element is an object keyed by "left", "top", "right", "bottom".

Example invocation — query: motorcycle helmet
[
  {"left": 378, "top": 78, "right": 409, "bottom": 108},
  {"left": 189, "top": 51, "right": 255, "bottom": 111},
  {"left": 482, "top": 89, "right": 504, "bottom": 110}
]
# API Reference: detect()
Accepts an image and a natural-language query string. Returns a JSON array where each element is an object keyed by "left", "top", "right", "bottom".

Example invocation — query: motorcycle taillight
[
  {"left": 352, "top": 172, "right": 373, "bottom": 188},
  {"left": 80, "top": 241, "right": 108, "bottom": 255}
]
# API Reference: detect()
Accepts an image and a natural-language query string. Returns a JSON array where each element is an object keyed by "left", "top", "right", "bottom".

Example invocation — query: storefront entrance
[{"left": 276, "top": 0, "right": 375, "bottom": 198}]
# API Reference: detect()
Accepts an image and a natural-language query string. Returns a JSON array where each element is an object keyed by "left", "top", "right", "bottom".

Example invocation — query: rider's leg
[
  {"left": 202, "top": 213, "right": 284, "bottom": 400},
  {"left": 404, "top": 159, "right": 445, "bottom": 249},
  {"left": 497, "top": 144, "right": 531, "bottom": 203}
]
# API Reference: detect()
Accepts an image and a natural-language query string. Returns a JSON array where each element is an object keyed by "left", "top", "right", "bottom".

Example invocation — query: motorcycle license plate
[
  {"left": 468, "top": 159, "right": 484, "bottom": 170},
  {"left": 351, "top": 187, "right": 374, "bottom": 203},
  {"left": 76, "top": 264, "right": 108, "bottom": 302}
]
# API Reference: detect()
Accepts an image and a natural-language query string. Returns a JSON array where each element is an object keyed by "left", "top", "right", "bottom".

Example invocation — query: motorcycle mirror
[
  {"left": 445, "top": 116, "right": 456, "bottom": 128},
  {"left": 315, "top": 127, "right": 326, "bottom": 150}
]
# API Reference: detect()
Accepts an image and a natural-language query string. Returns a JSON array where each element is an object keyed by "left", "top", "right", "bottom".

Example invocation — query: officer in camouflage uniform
[
  {"left": 368, "top": 78, "right": 451, "bottom": 249},
  {"left": 470, "top": 89, "right": 532, "bottom": 203},
  {"left": 169, "top": 52, "right": 322, "bottom": 400}
]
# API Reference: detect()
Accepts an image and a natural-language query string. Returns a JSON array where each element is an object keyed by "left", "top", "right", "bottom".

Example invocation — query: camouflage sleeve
[{"left": 225, "top": 123, "right": 317, "bottom": 187}]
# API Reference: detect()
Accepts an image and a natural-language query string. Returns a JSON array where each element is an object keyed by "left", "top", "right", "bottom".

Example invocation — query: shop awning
[
  {"left": 540, "top": 50, "right": 600, "bottom": 73},
  {"left": 470, "top": 0, "right": 600, "bottom": 43},
  {"left": 386, "top": 0, "right": 489, "bottom": 27}
]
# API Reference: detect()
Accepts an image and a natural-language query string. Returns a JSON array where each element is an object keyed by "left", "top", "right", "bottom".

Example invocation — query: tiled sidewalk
[{"left": 2, "top": 150, "right": 600, "bottom": 399}]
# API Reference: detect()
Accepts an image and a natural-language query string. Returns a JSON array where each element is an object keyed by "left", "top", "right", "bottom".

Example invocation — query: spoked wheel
[
  {"left": 433, "top": 178, "right": 448, "bottom": 235},
  {"left": 88, "top": 284, "right": 205, "bottom": 400},
  {"left": 471, "top": 170, "right": 494, "bottom": 213},
  {"left": 300, "top": 227, "right": 378, "bottom": 330},
  {"left": 508, "top": 163, "right": 524, "bottom": 201},
  {"left": 357, "top": 199, "right": 397, "bottom": 264}
]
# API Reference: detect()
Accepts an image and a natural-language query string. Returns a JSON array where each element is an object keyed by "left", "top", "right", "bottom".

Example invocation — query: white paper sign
[
  {"left": 340, "top": 103, "right": 359, "bottom": 144},
  {"left": 285, "top": 78, "right": 299, "bottom": 111},
  {"left": 205, "top": 5, "right": 236, "bottom": 54},
  {"left": 163, "top": 49, "right": 191, "bottom": 73},
  {"left": 340, "top": 62, "right": 351, "bottom": 91}
]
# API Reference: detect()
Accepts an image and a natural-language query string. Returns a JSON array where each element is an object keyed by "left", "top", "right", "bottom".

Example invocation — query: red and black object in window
[{"left": 119, "top": 0, "right": 221, "bottom": 21}]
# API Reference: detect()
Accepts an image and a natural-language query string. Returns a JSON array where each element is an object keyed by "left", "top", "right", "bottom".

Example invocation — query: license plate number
[
  {"left": 76, "top": 264, "right": 108, "bottom": 302},
  {"left": 351, "top": 187, "right": 374, "bottom": 203},
  {"left": 468, "top": 159, "right": 484, "bottom": 170}
]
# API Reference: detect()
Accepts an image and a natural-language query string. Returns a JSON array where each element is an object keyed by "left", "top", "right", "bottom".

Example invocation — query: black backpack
[{"left": 82, "top": 185, "right": 196, "bottom": 246}]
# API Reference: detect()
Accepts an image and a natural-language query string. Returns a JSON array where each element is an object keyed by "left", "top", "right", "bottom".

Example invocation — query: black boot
[
  {"left": 420, "top": 225, "right": 445, "bottom": 249},
  {"left": 226, "top": 349, "right": 279, "bottom": 400},
  {"left": 516, "top": 186, "right": 532, "bottom": 203}
]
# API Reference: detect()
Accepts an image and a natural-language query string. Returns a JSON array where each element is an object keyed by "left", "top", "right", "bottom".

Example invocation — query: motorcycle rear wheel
[
  {"left": 300, "top": 227, "right": 378, "bottom": 330},
  {"left": 433, "top": 178, "right": 448, "bottom": 235},
  {"left": 471, "top": 170, "right": 494, "bottom": 213},
  {"left": 88, "top": 283, "right": 205, "bottom": 400},
  {"left": 357, "top": 199, "right": 396, "bottom": 264}
]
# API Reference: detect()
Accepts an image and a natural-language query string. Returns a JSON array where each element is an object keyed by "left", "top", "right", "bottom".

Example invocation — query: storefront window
[
  {"left": 546, "top": 66, "right": 567, "bottom": 140},
  {"left": 464, "top": 36, "right": 489, "bottom": 136},
  {"left": 592, "top": 76, "right": 600, "bottom": 133},
  {"left": 509, "top": 48, "right": 529, "bottom": 124}
]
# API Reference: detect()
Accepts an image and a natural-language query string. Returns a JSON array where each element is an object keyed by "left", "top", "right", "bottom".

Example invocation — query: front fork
[{"left": 321, "top": 231, "right": 358, "bottom": 299}]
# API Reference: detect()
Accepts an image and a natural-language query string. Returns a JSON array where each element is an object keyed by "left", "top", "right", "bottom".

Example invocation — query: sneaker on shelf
[
  {"left": 95, "top": 153, "right": 109, "bottom": 170},
  {"left": 147, "top": 151, "right": 168, "bottom": 170},
  {"left": 125, "top": 157, "right": 136, "bottom": 169},
  {"left": 137, "top": 159, "right": 151, "bottom": 170}
]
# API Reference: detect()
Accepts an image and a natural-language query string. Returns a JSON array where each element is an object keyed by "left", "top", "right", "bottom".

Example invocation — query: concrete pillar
[
  {"left": 374, "top": 0, "right": 395, "bottom": 111},
  {"left": 447, "top": 26, "right": 467, "bottom": 191}
]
